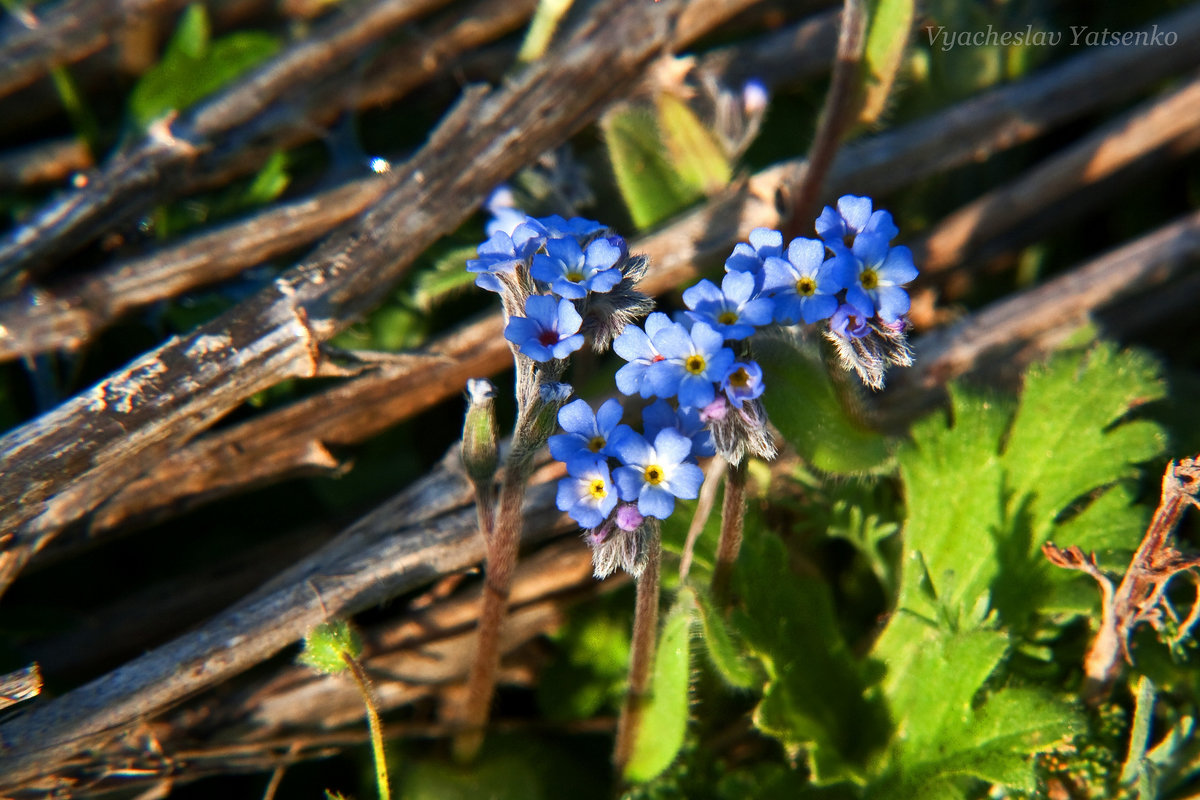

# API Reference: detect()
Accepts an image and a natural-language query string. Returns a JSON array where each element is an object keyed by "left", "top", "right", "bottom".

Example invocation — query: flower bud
[{"left": 461, "top": 378, "right": 498, "bottom": 485}]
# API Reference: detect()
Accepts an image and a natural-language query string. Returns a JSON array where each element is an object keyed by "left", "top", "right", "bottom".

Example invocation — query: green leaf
[
  {"left": 875, "top": 687, "right": 1083, "bottom": 798},
  {"left": 734, "top": 529, "right": 889, "bottom": 784},
  {"left": 413, "top": 245, "right": 483, "bottom": 310},
  {"left": 517, "top": 0, "right": 575, "bottom": 62},
  {"left": 298, "top": 620, "right": 362, "bottom": 674},
  {"left": 691, "top": 587, "right": 759, "bottom": 690},
  {"left": 654, "top": 93, "right": 732, "bottom": 195},
  {"left": 602, "top": 106, "right": 700, "bottom": 230},
  {"left": 625, "top": 592, "right": 694, "bottom": 782},
  {"left": 860, "top": 0, "right": 917, "bottom": 123},
  {"left": 129, "top": 4, "right": 281, "bottom": 129},
  {"left": 756, "top": 335, "right": 892, "bottom": 475}
]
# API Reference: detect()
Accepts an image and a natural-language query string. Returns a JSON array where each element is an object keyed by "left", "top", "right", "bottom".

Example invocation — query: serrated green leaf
[
  {"left": 885, "top": 688, "right": 1082, "bottom": 797},
  {"left": 129, "top": 4, "right": 280, "bottom": 129},
  {"left": 625, "top": 593, "right": 694, "bottom": 782},
  {"left": 756, "top": 336, "right": 891, "bottom": 475},
  {"left": 691, "top": 587, "right": 759, "bottom": 690},
  {"left": 602, "top": 107, "right": 700, "bottom": 230},
  {"left": 655, "top": 93, "right": 731, "bottom": 195},
  {"left": 860, "top": 0, "right": 916, "bottom": 123},
  {"left": 734, "top": 530, "right": 888, "bottom": 784}
]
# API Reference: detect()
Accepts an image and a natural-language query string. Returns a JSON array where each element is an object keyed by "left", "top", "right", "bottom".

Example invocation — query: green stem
[{"left": 342, "top": 652, "right": 391, "bottom": 800}]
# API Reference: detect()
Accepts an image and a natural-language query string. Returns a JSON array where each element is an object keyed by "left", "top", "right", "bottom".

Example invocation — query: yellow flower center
[
  {"left": 795, "top": 276, "right": 816, "bottom": 297},
  {"left": 588, "top": 478, "right": 608, "bottom": 500},
  {"left": 643, "top": 465, "right": 665, "bottom": 485},
  {"left": 588, "top": 436, "right": 606, "bottom": 453},
  {"left": 728, "top": 367, "right": 751, "bottom": 389},
  {"left": 566, "top": 270, "right": 585, "bottom": 282},
  {"left": 718, "top": 310, "right": 739, "bottom": 325},
  {"left": 685, "top": 355, "right": 706, "bottom": 375},
  {"left": 860, "top": 268, "right": 879, "bottom": 290}
]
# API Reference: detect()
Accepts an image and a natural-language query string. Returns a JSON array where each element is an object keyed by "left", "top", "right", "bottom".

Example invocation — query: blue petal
[
  {"left": 530, "top": 253, "right": 562, "bottom": 284},
  {"left": 800, "top": 293, "right": 838, "bottom": 324},
  {"left": 748, "top": 227, "right": 783, "bottom": 254},
  {"left": 676, "top": 375, "right": 716, "bottom": 409},
  {"left": 651, "top": 323, "right": 695, "bottom": 360},
  {"left": 844, "top": 286, "right": 875, "bottom": 318},
  {"left": 638, "top": 485, "right": 675, "bottom": 519},
  {"left": 786, "top": 237, "right": 826, "bottom": 274},
  {"left": 504, "top": 315, "right": 537, "bottom": 345},
  {"left": 474, "top": 273, "right": 504, "bottom": 293},
  {"left": 588, "top": 268, "right": 623, "bottom": 294},
  {"left": 613, "top": 324, "right": 654, "bottom": 362},
  {"left": 610, "top": 428, "right": 653, "bottom": 467},
  {"left": 762, "top": 255, "right": 798, "bottom": 293},
  {"left": 595, "top": 398, "right": 625, "bottom": 434},
  {"left": 615, "top": 362, "right": 649, "bottom": 396},
  {"left": 873, "top": 285, "right": 911, "bottom": 323},
  {"left": 613, "top": 465, "right": 645, "bottom": 501},
  {"left": 878, "top": 245, "right": 918, "bottom": 286},
  {"left": 721, "top": 270, "right": 756, "bottom": 304},
  {"left": 682, "top": 279, "right": 722, "bottom": 310},
  {"left": 644, "top": 311, "right": 675, "bottom": 338},
  {"left": 549, "top": 434, "right": 587, "bottom": 463},
  {"left": 664, "top": 461, "right": 704, "bottom": 500},
  {"left": 652, "top": 427, "right": 693, "bottom": 466},
  {"left": 524, "top": 294, "right": 559, "bottom": 323},
  {"left": 558, "top": 398, "right": 597, "bottom": 435},
  {"left": 584, "top": 238, "right": 621, "bottom": 271},
  {"left": 864, "top": 209, "right": 899, "bottom": 241},
  {"left": 852, "top": 232, "right": 890, "bottom": 268},
  {"left": 815, "top": 206, "right": 844, "bottom": 241},
  {"left": 837, "top": 195, "right": 873, "bottom": 232},
  {"left": 554, "top": 298, "right": 583, "bottom": 334},
  {"left": 551, "top": 333, "right": 585, "bottom": 359},
  {"left": 689, "top": 322, "right": 725, "bottom": 356}
]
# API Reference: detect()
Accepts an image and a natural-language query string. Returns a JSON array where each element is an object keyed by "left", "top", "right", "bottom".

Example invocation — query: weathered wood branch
[
  {"left": 0, "top": 4, "right": 829, "bottom": 362},
  {"left": 0, "top": 440, "right": 567, "bottom": 786},
  {"left": 0, "top": 0, "right": 190, "bottom": 100},
  {"left": 0, "top": 0, "right": 459, "bottom": 286}
]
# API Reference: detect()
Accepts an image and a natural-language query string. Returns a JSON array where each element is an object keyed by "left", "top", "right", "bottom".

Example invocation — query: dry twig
[{"left": 1043, "top": 457, "right": 1200, "bottom": 702}]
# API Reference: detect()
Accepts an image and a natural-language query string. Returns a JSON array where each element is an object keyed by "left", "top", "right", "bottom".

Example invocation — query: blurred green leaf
[
  {"left": 401, "top": 751, "right": 542, "bottom": 800},
  {"left": 860, "top": 0, "right": 916, "bottom": 124},
  {"left": 517, "top": 0, "right": 575, "bottom": 62},
  {"left": 625, "top": 591, "right": 694, "bottom": 783},
  {"left": 129, "top": 3, "right": 280, "bottom": 130},
  {"left": 655, "top": 93, "right": 731, "bottom": 195},
  {"left": 537, "top": 597, "right": 631, "bottom": 722},
  {"left": 756, "top": 335, "right": 892, "bottom": 475},
  {"left": 602, "top": 106, "right": 700, "bottom": 230},
  {"left": 413, "top": 245, "right": 483, "bottom": 310},
  {"left": 691, "top": 586, "right": 759, "bottom": 690}
]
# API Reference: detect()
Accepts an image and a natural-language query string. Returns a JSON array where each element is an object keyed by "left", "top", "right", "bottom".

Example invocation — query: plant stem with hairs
[
  {"left": 712, "top": 459, "right": 747, "bottom": 607},
  {"left": 342, "top": 652, "right": 391, "bottom": 800},
  {"left": 613, "top": 530, "right": 662, "bottom": 775}
]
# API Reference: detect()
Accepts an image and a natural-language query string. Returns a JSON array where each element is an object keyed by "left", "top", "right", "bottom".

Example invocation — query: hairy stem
[
  {"left": 341, "top": 652, "right": 390, "bottom": 800},
  {"left": 613, "top": 533, "right": 662, "bottom": 775},
  {"left": 711, "top": 459, "right": 747, "bottom": 607},
  {"left": 453, "top": 455, "right": 533, "bottom": 761}
]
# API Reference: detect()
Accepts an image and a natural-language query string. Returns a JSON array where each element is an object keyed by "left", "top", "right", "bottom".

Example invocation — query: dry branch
[
  {"left": 72, "top": 18, "right": 1200, "bottom": 540},
  {"left": 0, "top": 442, "right": 565, "bottom": 787},
  {"left": 0, "top": 0, "right": 458, "bottom": 286},
  {"left": 0, "top": 5, "right": 833, "bottom": 363},
  {"left": 0, "top": 0, "right": 190, "bottom": 100},
  {"left": 0, "top": 0, "right": 701, "bottom": 596}
]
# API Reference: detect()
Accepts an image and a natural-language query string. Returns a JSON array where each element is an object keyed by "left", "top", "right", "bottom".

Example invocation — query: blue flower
[
  {"left": 721, "top": 360, "right": 765, "bottom": 409},
  {"left": 724, "top": 227, "right": 783, "bottom": 291},
  {"left": 556, "top": 457, "right": 619, "bottom": 528},
  {"left": 828, "top": 303, "right": 871, "bottom": 339},
  {"left": 504, "top": 295, "right": 585, "bottom": 362},
  {"left": 611, "top": 428, "right": 704, "bottom": 519},
  {"left": 466, "top": 226, "right": 543, "bottom": 293},
  {"left": 816, "top": 195, "right": 899, "bottom": 251},
  {"left": 762, "top": 237, "right": 841, "bottom": 324},
  {"left": 549, "top": 398, "right": 630, "bottom": 464},
  {"left": 530, "top": 237, "right": 622, "bottom": 299},
  {"left": 483, "top": 186, "right": 529, "bottom": 238},
  {"left": 833, "top": 233, "right": 918, "bottom": 323},
  {"left": 613, "top": 312, "right": 676, "bottom": 398},
  {"left": 526, "top": 214, "right": 607, "bottom": 240},
  {"left": 642, "top": 399, "right": 715, "bottom": 458},
  {"left": 682, "top": 270, "right": 775, "bottom": 340},
  {"left": 651, "top": 321, "right": 736, "bottom": 410}
]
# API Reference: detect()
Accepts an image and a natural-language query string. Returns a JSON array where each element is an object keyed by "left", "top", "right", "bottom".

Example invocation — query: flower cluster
[{"left": 469, "top": 193, "right": 917, "bottom": 578}]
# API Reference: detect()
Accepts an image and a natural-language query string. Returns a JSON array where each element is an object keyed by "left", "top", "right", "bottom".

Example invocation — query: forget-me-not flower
[
  {"left": 611, "top": 427, "right": 704, "bottom": 519},
  {"left": 834, "top": 233, "right": 918, "bottom": 323},
  {"left": 548, "top": 398, "right": 631, "bottom": 464},
  {"left": 642, "top": 399, "right": 716, "bottom": 459},
  {"left": 556, "top": 457, "right": 619, "bottom": 528},
  {"left": 504, "top": 295, "right": 585, "bottom": 362},
  {"left": 762, "top": 237, "right": 841, "bottom": 324},
  {"left": 531, "top": 236, "right": 623, "bottom": 299},
  {"left": 816, "top": 194, "right": 899, "bottom": 251},
  {"left": 721, "top": 361, "right": 765, "bottom": 409},
  {"left": 613, "top": 312, "right": 675, "bottom": 398},
  {"left": 651, "top": 321, "right": 736, "bottom": 410},
  {"left": 682, "top": 270, "right": 775, "bottom": 340}
]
